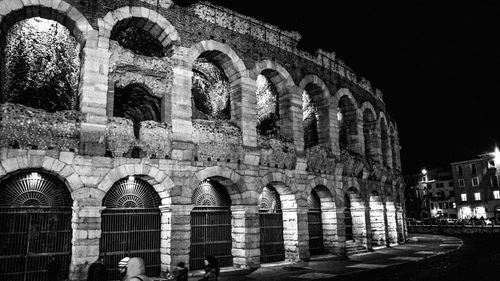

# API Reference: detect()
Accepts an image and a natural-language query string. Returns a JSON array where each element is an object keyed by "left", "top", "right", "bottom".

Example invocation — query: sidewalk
[{"left": 187, "top": 234, "right": 463, "bottom": 281}]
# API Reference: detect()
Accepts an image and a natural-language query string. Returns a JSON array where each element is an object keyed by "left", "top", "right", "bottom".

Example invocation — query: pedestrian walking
[
  {"left": 118, "top": 257, "right": 130, "bottom": 281},
  {"left": 125, "top": 257, "right": 151, "bottom": 281},
  {"left": 87, "top": 254, "right": 107, "bottom": 281},
  {"left": 198, "top": 255, "right": 219, "bottom": 281}
]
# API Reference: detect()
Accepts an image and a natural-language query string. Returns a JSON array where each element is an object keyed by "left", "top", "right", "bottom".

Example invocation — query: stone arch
[
  {"left": 193, "top": 166, "right": 245, "bottom": 204},
  {"left": 0, "top": 0, "right": 93, "bottom": 47},
  {"left": 335, "top": 88, "right": 361, "bottom": 154},
  {"left": 0, "top": 155, "right": 84, "bottom": 198},
  {"left": 98, "top": 6, "right": 180, "bottom": 49},
  {"left": 299, "top": 75, "right": 333, "bottom": 149},
  {"left": 368, "top": 191, "right": 386, "bottom": 246},
  {"left": 307, "top": 181, "right": 338, "bottom": 255},
  {"left": 379, "top": 112, "right": 393, "bottom": 168},
  {"left": 97, "top": 163, "right": 175, "bottom": 204},
  {"left": 250, "top": 59, "right": 298, "bottom": 140},
  {"left": 361, "top": 102, "right": 379, "bottom": 163}
]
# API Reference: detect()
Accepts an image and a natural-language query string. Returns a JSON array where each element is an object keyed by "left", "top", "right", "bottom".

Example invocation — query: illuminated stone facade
[{"left": 0, "top": 0, "right": 405, "bottom": 280}]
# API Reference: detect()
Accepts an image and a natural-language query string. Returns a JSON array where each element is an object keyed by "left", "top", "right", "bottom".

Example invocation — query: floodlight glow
[{"left": 421, "top": 168, "right": 427, "bottom": 175}]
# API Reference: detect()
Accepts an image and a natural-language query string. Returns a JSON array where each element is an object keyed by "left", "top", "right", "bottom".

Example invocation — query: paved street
[{"left": 188, "top": 234, "right": 464, "bottom": 281}]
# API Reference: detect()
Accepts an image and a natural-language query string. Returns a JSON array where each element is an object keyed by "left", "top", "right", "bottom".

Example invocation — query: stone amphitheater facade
[{"left": 0, "top": 0, "right": 405, "bottom": 280}]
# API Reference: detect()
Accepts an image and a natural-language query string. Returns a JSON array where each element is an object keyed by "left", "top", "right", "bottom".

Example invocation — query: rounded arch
[
  {"left": 360, "top": 102, "right": 377, "bottom": 121},
  {"left": 0, "top": 0, "right": 93, "bottom": 47},
  {"left": 334, "top": 88, "right": 359, "bottom": 109},
  {"left": 193, "top": 166, "right": 245, "bottom": 204},
  {"left": 97, "top": 163, "right": 175, "bottom": 204},
  {"left": 99, "top": 6, "right": 180, "bottom": 49},
  {"left": 103, "top": 176, "right": 161, "bottom": 208},
  {"left": 304, "top": 177, "right": 333, "bottom": 197},
  {"left": 0, "top": 155, "right": 83, "bottom": 197},
  {"left": 361, "top": 102, "right": 379, "bottom": 163},
  {"left": 250, "top": 59, "right": 296, "bottom": 88},
  {"left": 300, "top": 75, "right": 332, "bottom": 149},
  {"left": 259, "top": 172, "right": 299, "bottom": 208},
  {"left": 379, "top": 112, "right": 393, "bottom": 168},
  {"left": 335, "top": 88, "right": 360, "bottom": 153}
]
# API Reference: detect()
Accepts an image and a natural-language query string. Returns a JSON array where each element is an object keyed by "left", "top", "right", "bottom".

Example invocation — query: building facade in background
[
  {"left": 451, "top": 155, "right": 500, "bottom": 220},
  {"left": 0, "top": 1, "right": 405, "bottom": 280}
]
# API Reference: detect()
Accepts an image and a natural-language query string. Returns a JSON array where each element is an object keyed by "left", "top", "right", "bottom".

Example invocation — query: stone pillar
[
  {"left": 231, "top": 205, "right": 260, "bottom": 268},
  {"left": 351, "top": 199, "right": 369, "bottom": 249},
  {"left": 282, "top": 207, "right": 301, "bottom": 262},
  {"left": 289, "top": 86, "right": 305, "bottom": 155},
  {"left": 69, "top": 203, "right": 105, "bottom": 281},
  {"left": 232, "top": 76, "right": 257, "bottom": 148},
  {"left": 353, "top": 111, "right": 364, "bottom": 155},
  {"left": 321, "top": 202, "right": 340, "bottom": 254},
  {"left": 78, "top": 31, "right": 110, "bottom": 156},
  {"left": 327, "top": 101, "right": 340, "bottom": 157},
  {"left": 369, "top": 196, "right": 386, "bottom": 246},
  {"left": 396, "top": 204, "right": 406, "bottom": 243},
  {"left": 335, "top": 208, "right": 347, "bottom": 256},
  {"left": 170, "top": 47, "right": 195, "bottom": 161},
  {"left": 161, "top": 204, "right": 192, "bottom": 273},
  {"left": 385, "top": 201, "right": 398, "bottom": 245}
]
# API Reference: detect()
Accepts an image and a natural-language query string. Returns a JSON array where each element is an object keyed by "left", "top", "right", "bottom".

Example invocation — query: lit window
[
  {"left": 472, "top": 177, "right": 479, "bottom": 187},
  {"left": 458, "top": 179, "right": 465, "bottom": 187},
  {"left": 452, "top": 202, "right": 456, "bottom": 208},
  {"left": 461, "top": 193, "right": 467, "bottom": 202},
  {"left": 494, "top": 190, "right": 500, "bottom": 199},
  {"left": 474, "top": 192, "right": 481, "bottom": 201}
]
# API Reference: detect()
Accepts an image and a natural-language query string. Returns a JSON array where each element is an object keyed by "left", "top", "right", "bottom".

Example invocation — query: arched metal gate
[
  {"left": 308, "top": 190, "right": 324, "bottom": 255},
  {"left": 344, "top": 194, "right": 354, "bottom": 241},
  {"left": 0, "top": 171, "right": 72, "bottom": 281},
  {"left": 259, "top": 185, "right": 285, "bottom": 263},
  {"left": 190, "top": 180, "right": 232, "bottom": 270},
  {"left": 100, "top": 177, "right": 161, "bottom": 280}
]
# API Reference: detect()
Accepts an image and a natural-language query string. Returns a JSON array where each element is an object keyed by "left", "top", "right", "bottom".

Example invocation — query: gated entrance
[
  {"left": 100, "top": 177, "right": 161, "bottom": 280},
  {"left": 259, "top": 185, "right": 285, "bottom": 263},
  {"left": 190, "top": 180, "right": 232, "bottom": 270},
  {"left": 0, "top": 171, "right": 72, "bottom": 281},
  {"left": 308, "top": 190, "right": 324, "bottom": 255},
  {"left": 344, "top": 194, "right": 354, "bottom": 241}
]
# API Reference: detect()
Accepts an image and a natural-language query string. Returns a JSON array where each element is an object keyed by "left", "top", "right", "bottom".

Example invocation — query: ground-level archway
[
  {"left": 0, "top": 170, "right": 73, "bottom": 280},
  {"left": 308, "top": 189, "right": 324, "bottom": 255},
  {"left": 190, "top": 179, "right": 233, "bottom": 270},
  {"left": 100, "top": 176, "right": 161, "bottom": 279},
  {"left": 259, "top": 184, "right": 285, "bottom": 263}
]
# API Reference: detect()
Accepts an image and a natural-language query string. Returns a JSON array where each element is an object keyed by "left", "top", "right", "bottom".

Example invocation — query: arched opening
[
  {"left": 302, "top": 86, "right": 319, "bottom": 149},
  {"left": 0, "top": 170, "right": 73, "bottom": 280},
  {"left": 338, "top": 95, "right": 358, "bottom": 153},
  {"left": 190, "top": 179, "right": 232, "bottom": 269},
  {"left": 256, "top": 73, "right": 280, "bottom": 137},
  {"left": 110, "top": 18, "right": 166, "bottom": 57},
  {"left": 100, "top": 176, "right": 161, "bottom": 279},
  {"left": 344, "top": 193, "right": 354, "bottom": 241},
  {"left": 113, "top": 84, "right": 161, "bottom": 138},
  {"left": 1, "top": 17, "right": 80, "bottom": 112},
  {"left": 385, "top": 195, "right": 398, "bottom": 244},
  {"left": 380, "top": 119, "right": 391, "bottom": 168},
  {"left": 258, "top": 185, "right": 285, "bottom": 263},
  {"left": 308, "top": 189, "right": 324, "bottom": 255},
  {"left": 191, "top": 53, "right": 231, "bottom": 121},
  {"left": 345, "top": 188, "right": 368, "bottom": 251},
  {"left": 369, "top": 192, "right": 386, "bottom": 246},
  {"left": 363, "top": 109, "right": 378, "bottom": 162}
]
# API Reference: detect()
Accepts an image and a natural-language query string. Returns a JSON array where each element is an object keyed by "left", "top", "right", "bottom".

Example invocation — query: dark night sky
[{"left": 207, "top": 0, "right": 500, "bottom": 174}]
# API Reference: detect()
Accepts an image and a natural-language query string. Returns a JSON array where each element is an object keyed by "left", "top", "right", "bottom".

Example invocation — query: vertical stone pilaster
[
  {"left": 69, "top": 204, "right": 105, "bottom": 281},
  {"left": 328, "top": 102, "right": 340, "bottom": 157},
  {"left": 321, "top": 202, "right": 340, "bottom": 254},
  {"left": 395, "top": 204, "right": 406, "bottom": 243},
  {"left": 79, "top": 32, "right": 110, "bottom": 156},
  {"left": 385, "top": 201, "right": 398, "bottom": 245},
  {"left": 289, "top": 86, "right": 304, "bottom": 155},
  {"left": 236, "top": 76, "right": 257, "bottom": 148},
  {"left": 160, "top": 204, "right": 192, "bottom": 273},
  {"left": 282, "top": 207, "right": 301, "bottom": 262},
  {"left": 335, "top": 208, "right": 347, "bottom": 255},
  {"left": 351, "top": 199, "right": 369, "bottom": 249},
  {"left": 231, "top": 205, "right": 260, "bottom": 268},
  {"left": 296, "top": 206, "right": 310, "bottom": 261},
  {"left": 369, "top": 197, "right": 386, "bottom": 246}
]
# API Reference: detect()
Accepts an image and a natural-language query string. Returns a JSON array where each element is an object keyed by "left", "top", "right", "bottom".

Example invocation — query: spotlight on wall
[{"left": 128, "top": 176, "right": 135, "bottom": 182}]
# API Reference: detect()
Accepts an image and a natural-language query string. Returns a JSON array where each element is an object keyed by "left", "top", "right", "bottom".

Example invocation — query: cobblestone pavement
[{"left": 187, "top": 234, "right": 465, "bottom": 281}]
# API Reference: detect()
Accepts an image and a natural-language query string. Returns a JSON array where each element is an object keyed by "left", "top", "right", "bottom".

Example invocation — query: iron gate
[
  {"left": 259, "top": 185, "right": 285, "bottom": 263},
  {"left": 100, "top": 177, "right": 161, "bottom": 280},
  {"left": 190, "top": 207, "right": 232, "bottom": 270},
  {"left": 259, "top": 212, "right": 285, "bottom": 263},
  {"left": 308, "top": 210, "right": 324, "bottom": 255},
  {"left": 344, "top": 195, "right": 354, "bottom": 241},
  {"left": 0, "top": 171, "right": 72, "bottom": 281},
  {"left": 100, "top": 208, "right": 161, "bottom": 280}
]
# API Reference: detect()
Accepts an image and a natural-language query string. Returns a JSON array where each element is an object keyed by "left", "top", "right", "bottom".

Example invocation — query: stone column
[
  {"left": 385, "top": 201, "right": 398, "bottom": 245},
  {"left": 321, "top": 202, "right": 340, "bottom": 254},
  {"left": 327, "top": 101, "right": 340, "bottom": 157},
  {"left": 351, "top": 199, "right": 369, "bottom": 249},
  {"left": 78, "top": 31, "right": 110, "bottom": 156},
  {"left": 396, "top": 204, "right": 406, "bottom": 243},
  {"left": 289, "top": 86, "right": 305, "bottom": 155},
  {"left": 160, "top": 204, "right": 192, "bottom": 273},
  {"left": 232, "top": 76, "right": 257, "bottom": 148},
  {"left": 69, "top": 204, "right": 105, "bottom": 281},
  {"left": 231, "top": 205, "right": 260, "bottom": 269},
  {"left": 369, "top": 197, "right": 386, "bottom": 246},
  {"left": 282, "top": 207, "right": 301, "bottom": 262}
]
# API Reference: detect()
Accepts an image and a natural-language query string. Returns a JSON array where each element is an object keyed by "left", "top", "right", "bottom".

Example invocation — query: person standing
[
  {"left": 175, "top": 261, "right": 188, "bottom": 281},
  {"left": 118, "top": 257, "right": 130, "bottom": 281},
  {"left": 198, "top": 255, "right": 219, "bottom": 281},
  {"left": 125, "top": 257, "right": 151, "bottom": 281},
  {"left": 87, "top": 254, "right": 107, "bottom": 281}
]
